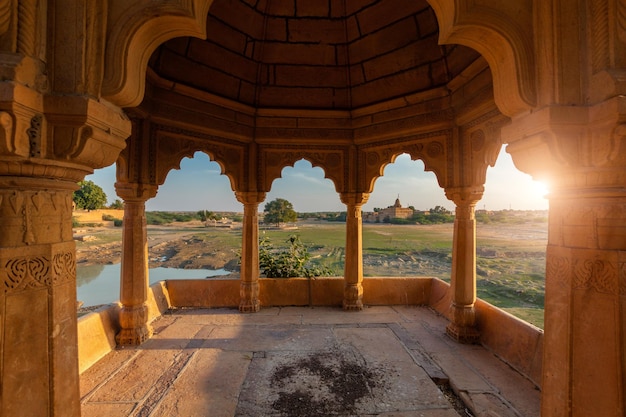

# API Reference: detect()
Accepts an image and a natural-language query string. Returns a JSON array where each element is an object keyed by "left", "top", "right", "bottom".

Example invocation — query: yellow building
[{"left": 366, "top": 197, "right": 414, "bottom": 223}]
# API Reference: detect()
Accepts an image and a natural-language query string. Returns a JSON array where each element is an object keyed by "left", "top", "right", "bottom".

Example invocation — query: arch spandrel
[
  {"left": 103, "top": 0, "right": 212, "bottom": 108},
  {"left": 427, "top": 0, "right": 536, "bottom": 117},
  {"left": 359, "top": 135, "right": 450, "bottom": 194},
  {"left": 260, "top": 147, "right": 347, "bottom": 194}
]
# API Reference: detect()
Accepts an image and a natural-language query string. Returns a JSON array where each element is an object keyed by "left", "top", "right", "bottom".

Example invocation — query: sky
[{"left": 86, "top": 147, "right": 549, "bottom": 213}]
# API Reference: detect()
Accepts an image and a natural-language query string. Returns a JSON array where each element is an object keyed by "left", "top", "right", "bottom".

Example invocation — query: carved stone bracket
[
  {"left": 45, "top": 95, "right": 131, "bottom": 170},
  {"left": 503, "top": 99, "right": 626, "bottom": 193}
]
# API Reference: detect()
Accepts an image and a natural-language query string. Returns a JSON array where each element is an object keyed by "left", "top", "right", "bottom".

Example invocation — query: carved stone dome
[{"left": 148, "top": 0, "right": 480, "bottom": 110}]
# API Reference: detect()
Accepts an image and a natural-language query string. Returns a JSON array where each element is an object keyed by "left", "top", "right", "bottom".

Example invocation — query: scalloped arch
[
  {"left": 102, "top": 0, "right": 213, "bottom": 108},
  {"left": 156, "top": 148, "right": 238, "bottom": 193},
  {"left": 427, "top": 0, "right": 536, "bottom": 117},
  {"left": 365, "top": 150, "right": 447, "bottom": 195},
  {"left": 263, "top": 155, "right": 344, "bottom": 195}
]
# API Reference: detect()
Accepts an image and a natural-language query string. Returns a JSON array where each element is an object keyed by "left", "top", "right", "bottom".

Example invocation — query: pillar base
[
  {"left": 116, "top": 304, "right": 152, "bottom": 346},
  {"left": 239, "top": 281, "right": 260, "bottom": 313},
  {"left": 239, "top": 300, "right": 260, "bottom": 313},
  {"left": 116, "top": 324, "right": 153, "bottom": 346},
  {"left": 343, "top": 283, "right": 363, "bottom": 311},
  {"left": 343, "top": 300, "right": 363, "bottom": 311},
  {"left": 446, "top": 323, "right": 480, "bottom": 344}
]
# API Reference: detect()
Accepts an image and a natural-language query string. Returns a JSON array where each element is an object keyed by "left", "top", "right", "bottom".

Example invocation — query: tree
[
  {"left": 263, "top": 198, "right": 297, "bottom": 226},
  {"left": 73, "top": 180, "right": 107, "bottom": 211},
  {"left": 109, "top": 199, "right": 124, "bottom": 209}
]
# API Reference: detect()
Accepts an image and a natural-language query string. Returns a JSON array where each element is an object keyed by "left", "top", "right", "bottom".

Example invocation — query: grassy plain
[
  {"left": 257, "top": 220, "right": 546, "bottom": 328},
  {"left": 75, "top": 211, "right": 547, "bottom": 328}
]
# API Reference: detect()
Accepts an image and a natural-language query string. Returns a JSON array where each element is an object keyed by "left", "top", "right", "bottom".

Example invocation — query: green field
[
  {"left": 250, "top": 221, "right": 547, "bottom": 328},
  {"left": 78, "top": 216, "right": 547, "bottom": 328}
]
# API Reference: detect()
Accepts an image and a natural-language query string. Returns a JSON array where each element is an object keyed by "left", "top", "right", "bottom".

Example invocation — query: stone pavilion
[{"left": 1, "top": 1, "right": 625, "bottom": 416}]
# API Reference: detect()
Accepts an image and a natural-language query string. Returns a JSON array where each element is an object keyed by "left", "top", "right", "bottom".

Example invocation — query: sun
[{"left": 531, "top": 180, "right": 550, "bottom": 197}]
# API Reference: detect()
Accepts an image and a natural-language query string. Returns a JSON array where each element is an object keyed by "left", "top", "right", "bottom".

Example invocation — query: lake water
[{"left": 76, "top": 264, "right": 231, "bottom": 307}]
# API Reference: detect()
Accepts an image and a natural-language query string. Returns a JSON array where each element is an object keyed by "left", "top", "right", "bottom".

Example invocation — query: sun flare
[{"left": 531, "top": 180, "right": 550, "bottom": 197}]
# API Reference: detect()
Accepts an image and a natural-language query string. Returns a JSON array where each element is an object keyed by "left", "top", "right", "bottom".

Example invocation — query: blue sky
[{"left": 86, "top": 147, "right": 549, "bottom": 213}]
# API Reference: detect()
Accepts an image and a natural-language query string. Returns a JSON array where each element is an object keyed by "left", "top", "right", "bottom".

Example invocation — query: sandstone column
[
  {"left": 236, "top": 191, "right": 265, "bottom": 312},
  {"left": 340, "top": 192, "right": 369, "bottom": 310},
  {"left": 115, "top": 182, "right": 157, "bottom": 345},
  {"left": 444, "top": 186, "right": 483, "bottom": 342},
  {"left": 504, "top": 103, "right": 626, "bottom": 416},
  {"left": 0, "top": 179, "right": 81, "bottom": 416}
]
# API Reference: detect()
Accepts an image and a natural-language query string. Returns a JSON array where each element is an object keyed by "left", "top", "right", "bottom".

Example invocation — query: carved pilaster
[
  {"left": 235, "top": 191, "right": 266, "bottom": 313},
  {"left": 340, "top": 192, "right": 369, "bottom": 311},
  {"left": 444, "top": 186, "right": 483, "bottom": 343}
]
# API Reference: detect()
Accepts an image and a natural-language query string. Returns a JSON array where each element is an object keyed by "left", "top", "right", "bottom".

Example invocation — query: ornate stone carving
[
  {"left": 260, "top": 146, "right": 347, "bottom": 193},
  {"left": 17, "top": 0, "right": 36, "bottom": 56},
  {"left": 154, "top": 125, "right": 246, "bottom": 191},
  {"left": 27, "top": 114, "right": 42, "bottom": 158},
  {"left": 0, "top": 0, "right": 11, "bottom": 40},
  {"left": 546, "top": 254, "right": 571, "bottom": 289},
  {"left": 359, "top": 134, "right": 449, "bottom": 192},
  {"left": 0, "top": 111, "right": 15, "bottom": 154},
  {"left": 619, "top": 0, "right": 626, "bottom": 43},
  {"left": 52, "top": 251, "right": 76, "bottom": 285},
  {"left": 573, "top": 258, "right": 618, "bottom": 295},
  {"left": 4, "top": 256, "right": 51, "bottom": 291},
  {"left": 3, "top": 251, "right": 74, "bottom": 293}
]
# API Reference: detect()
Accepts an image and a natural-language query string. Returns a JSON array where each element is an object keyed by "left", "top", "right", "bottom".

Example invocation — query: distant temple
[{"left": 365, "top": 196, "right": 414, "bottom": 223}]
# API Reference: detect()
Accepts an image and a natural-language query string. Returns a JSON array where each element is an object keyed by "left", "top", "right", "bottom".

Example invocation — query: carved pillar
[
  {"left": 504, "top": 102, "right": 626, "bottom": 416},
  {"left": 115, "top": 182, "right": 157, "bottom": 345},
  {"left": 0, "top": 179, "right": 80, "bottom": 416},
  {"left": 340, "top": 192, "right": 369, "bottom": 310},
  {"left": 444, "top": 186, "right": 483, "bottom": 343},
  {"left": 236, "top": 191, "right": 265, "bottom": 312}
]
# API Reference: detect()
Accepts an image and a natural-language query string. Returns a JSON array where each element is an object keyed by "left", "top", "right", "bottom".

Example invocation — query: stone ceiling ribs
[{"left": 148, "top": 0, "right": 481, "bottom": 111}]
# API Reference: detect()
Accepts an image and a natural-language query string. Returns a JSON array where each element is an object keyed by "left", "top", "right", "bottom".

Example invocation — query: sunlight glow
[{"left": 531, "top": 180, "right": 550, "bottom": 198}]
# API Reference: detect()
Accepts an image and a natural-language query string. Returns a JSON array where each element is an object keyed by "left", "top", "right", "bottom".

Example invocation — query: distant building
[{"left": 364, "top": 196, "right": 414, "bottom": 223}]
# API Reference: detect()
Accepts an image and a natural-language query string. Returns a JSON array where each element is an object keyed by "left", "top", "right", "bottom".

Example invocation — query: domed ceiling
[{"left": 148, "top": 0, "right": 480, "bottom": 110}]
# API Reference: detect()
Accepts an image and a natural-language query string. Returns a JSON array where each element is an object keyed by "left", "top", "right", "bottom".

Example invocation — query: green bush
[
  {"left": 259, "top": 235, "right": 334, "bottom": 278},
  {"left": 113, "top": 219, "right": 123, "bottom": 227}
]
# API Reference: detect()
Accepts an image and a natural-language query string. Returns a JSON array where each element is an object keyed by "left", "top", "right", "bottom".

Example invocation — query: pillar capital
[
  {"left": 235, "top": 191, "right": 266, "bottom": 205},
  {"left": 115, "top": 181, "right": 158, "bottom": 202},
  {"left": 339, "top": 192, "right": 369, "bottom": 206},
  {"left": 444, "top": 186, "right": 484, "bottom": 207}
]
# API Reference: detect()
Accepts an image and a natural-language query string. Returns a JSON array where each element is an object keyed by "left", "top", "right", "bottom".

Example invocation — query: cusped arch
[
  {"left": 103, "top": 0, "right": 213, "bottom": 107},
  {"left": 155, "top": 137, "right": 244, "bottom": 193},
  {"left": 361, "top": 139, "right": 449, "bottom": 194},
  {"left": 261, "top": 149, "right": 346, "bottom": 195},
  {"left": 427, "top": 0, "right": 535, "bottom": 117}
]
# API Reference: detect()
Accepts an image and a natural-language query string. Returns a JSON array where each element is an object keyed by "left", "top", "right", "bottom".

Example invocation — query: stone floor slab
[
  {"left": 204, "top": 325, "right": 337, "bottom": 351},
  {"left": 81, "top": 402, "right": 136, "bottom": 417},
  {"left": 80, "top": 306, "right": 539, "bottom": 417},
  {"left": 149, "top": 349, "right": 252, "bottom": 417}
]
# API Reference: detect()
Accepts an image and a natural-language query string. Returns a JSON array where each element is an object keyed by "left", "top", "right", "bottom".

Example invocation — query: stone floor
[{"left": 80, "top": 306, "right": 540, "bottom": 417}]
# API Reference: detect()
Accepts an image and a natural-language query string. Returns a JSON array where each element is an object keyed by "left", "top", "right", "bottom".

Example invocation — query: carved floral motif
[
  {"left": 546, "top": 254, "right": 570, "bottom": 289},
  {"left": 4, "top": 256, "right": 51, "bottom": 292},
  {"left": 573, "top": 258, "right": 618, "bottom": 295}
]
